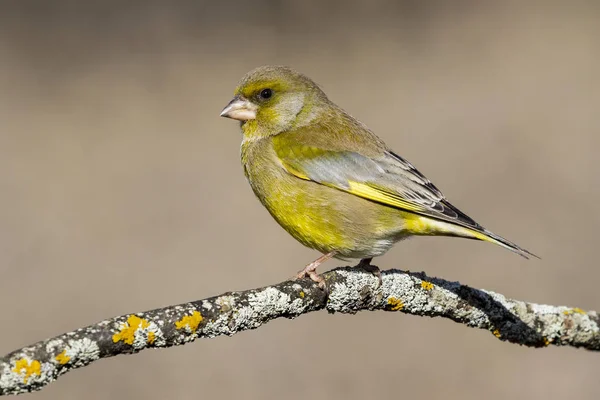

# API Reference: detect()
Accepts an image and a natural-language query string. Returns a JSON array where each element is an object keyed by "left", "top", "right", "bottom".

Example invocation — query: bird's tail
[
  {"left": 402, "top": 212, "right": 539, "bottom": 259},
  {"left": 466, "top": 228, "right": 539, "bottom": 260}
]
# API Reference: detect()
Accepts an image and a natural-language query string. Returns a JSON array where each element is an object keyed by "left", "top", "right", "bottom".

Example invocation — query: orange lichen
[
  {"left": 12, "top": 359, "right": 41, "bottom": 383},
  {"left": 112, "top": 315, "right": 152, "bottom": 345},
  {"left": 421, "top": 281, "right": 434, "bottom": 291},
  {"left": 299, "top": 291, "right": 305, "bottom": 298},
  {"left": 55, "top": 350, "right": 71, "bottom": 365},
  {"left": 492, "top": 329, "right": 501, "bottom": 338},
  {"left": 387, "top": 297, "right": 404, "bottom": 311},
  {"left": 175, "top": 311, "right": 203, "bottom": 333},
  {"left": 543, "top": 337, "right": 551, "bottom": 346}
]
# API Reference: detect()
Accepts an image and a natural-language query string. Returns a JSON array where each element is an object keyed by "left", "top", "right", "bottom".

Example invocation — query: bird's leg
[
  {"left": 358, "top": 257, "right": 382, "bottom": 286},
  {"left": 296, "top": 251, "right": 337, "bottom": 288}
]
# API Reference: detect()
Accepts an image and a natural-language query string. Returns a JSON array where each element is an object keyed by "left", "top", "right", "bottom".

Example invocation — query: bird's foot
[
  {"left": 294, "top": 251, "right": 336, "bottom": 290},
  {"left": 296, "top": 265, "right": 326, "bottom": 289},
  {"left": 358, "top": 258, "right": 382, "bottom": 287}
]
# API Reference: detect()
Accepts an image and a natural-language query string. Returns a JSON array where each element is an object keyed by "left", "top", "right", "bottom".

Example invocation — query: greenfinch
[{"left": 220, "top": 66, "right": 537, "bottom": 286}]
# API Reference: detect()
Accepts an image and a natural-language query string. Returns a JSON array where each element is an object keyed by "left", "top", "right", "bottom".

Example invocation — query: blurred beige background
[{"left": 1, "top": 1, "right": 599, "bottom": 399}]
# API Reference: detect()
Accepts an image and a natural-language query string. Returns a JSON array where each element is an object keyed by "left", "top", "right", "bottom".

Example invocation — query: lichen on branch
[{"left": 0, "top": 266, "right": 598, "bottom": 396}]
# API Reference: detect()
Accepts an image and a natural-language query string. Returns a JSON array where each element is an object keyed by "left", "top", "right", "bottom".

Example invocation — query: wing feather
[
  {"left": 275, "top": 142, "right": 483, "bottom": 232},
  {"left": 271, "top": 126, "right": 537, "bottom": 259}
]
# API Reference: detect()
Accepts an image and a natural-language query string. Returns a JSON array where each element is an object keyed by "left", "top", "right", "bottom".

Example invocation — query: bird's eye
[{"left": 259, "top": 88, "right": 273, "bottom": 99}]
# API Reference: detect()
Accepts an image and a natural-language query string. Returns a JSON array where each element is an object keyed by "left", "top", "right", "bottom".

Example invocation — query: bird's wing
[
  {"left": 271, "top": 130, "right": 538, "bottom": 259},
  {"left": 273, "top": 136, "right": 483, "bottom": 231}
]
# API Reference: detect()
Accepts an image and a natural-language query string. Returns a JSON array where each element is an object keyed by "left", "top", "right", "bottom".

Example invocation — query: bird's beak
[{"left": 220, "top": 96, "right": 257, "bottom": 121}]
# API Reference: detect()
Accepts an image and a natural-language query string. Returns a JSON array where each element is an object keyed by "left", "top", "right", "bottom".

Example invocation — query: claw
[{"left": 294, "top": 251, "right": 337, "bottom": 291}]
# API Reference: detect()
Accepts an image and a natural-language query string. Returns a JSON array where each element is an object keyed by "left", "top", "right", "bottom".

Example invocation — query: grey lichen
[
  {"left": 0, "top": 266, "right": 598, "bottom": 396},
  {"left": 60, "top": 338, "right": 100, "bottom": 367},
  {"left": 327, "top": 268, "right": 382, "bottom": 313}
]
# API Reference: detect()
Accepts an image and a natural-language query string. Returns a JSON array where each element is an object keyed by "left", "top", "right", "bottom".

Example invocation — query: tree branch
[{"left": 1, "top": 266, "right": 598, "bottom": 395}]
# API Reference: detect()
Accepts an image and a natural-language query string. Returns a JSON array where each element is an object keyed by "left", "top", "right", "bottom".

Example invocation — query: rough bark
[{"left": 1, "top": 266, "right": 598, "bottom": 396}]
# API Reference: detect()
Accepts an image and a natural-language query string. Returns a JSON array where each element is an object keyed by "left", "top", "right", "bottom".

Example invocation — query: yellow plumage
[{"left": 221, "top": 66, "right": 537, "bottom": 285}]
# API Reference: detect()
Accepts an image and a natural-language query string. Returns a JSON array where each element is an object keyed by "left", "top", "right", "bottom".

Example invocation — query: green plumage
[{"left": 222, "top": 65, "right": 537, "bottom": 271}]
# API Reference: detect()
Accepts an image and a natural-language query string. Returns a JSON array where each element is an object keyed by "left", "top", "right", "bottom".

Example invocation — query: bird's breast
[{"left": 240, "top": 137, "right": 406, "bottom": 258}]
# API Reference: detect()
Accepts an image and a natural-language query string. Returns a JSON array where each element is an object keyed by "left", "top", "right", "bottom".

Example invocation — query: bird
[{"left": 220, "top": 65, "right": 537, "bottom": 287}]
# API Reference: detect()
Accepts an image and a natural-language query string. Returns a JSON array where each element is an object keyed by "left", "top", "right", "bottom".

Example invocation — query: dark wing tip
[
  {"left": 484, "top": 229, "right": 541, "bottom": 260},
  {"left": 386, "top": 150, "right": 541, "bottom": 260},
  {"left": 520, "top": 248, "right": 541, "bottom": 260},
  {"left": 439, "top": 199, "right": 484, "bottom": 231}
]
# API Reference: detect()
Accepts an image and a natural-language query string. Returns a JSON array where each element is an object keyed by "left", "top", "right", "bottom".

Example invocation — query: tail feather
[
  {"left": 470, "top": 229, "right": 540, "bottom": 260},
  {"left": 404, "top": 213, "right": 539, "bottom": 259}
]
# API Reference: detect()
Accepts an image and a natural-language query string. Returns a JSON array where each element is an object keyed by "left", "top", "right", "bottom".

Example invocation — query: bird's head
[{"left": 220, "top": 66, "right": 328, "bottom": 137}]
